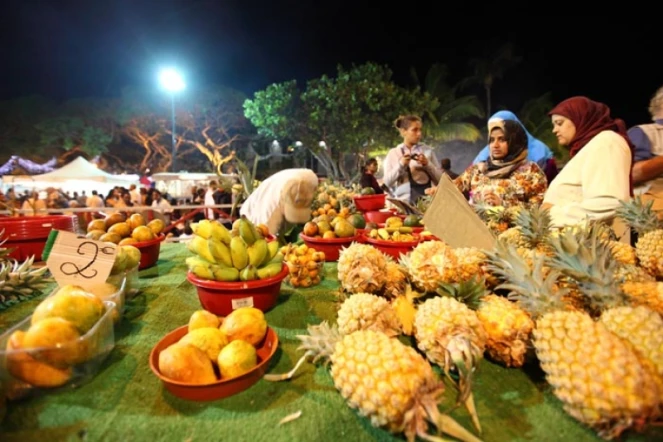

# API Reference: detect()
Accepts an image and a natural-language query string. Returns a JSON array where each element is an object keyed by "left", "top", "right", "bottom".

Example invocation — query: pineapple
[
  {"left": 489, "top": 241, "right": 663, "bottom": 439},
  {"left": 400, "top": 240, "right": 458, "bottom": 292},
  {"left": 548, "top": 227, "right": 663, "bottom": 376},
  {"left": 609, "top": 240, "right": 636, "bottom": 266},
  {"left": 266, "top": 323, "right": 480, "bottom": 442},
  {"left": 438, "top": 277, "right": 534, "bottom": 368},
  {"left": 337, "top": 243, "right": 387, "bottom": 294},
  {"left": 0, "top": 230, "right": 15, "bottom": 263},
  {"left": 0, "top": 257, "right": 51, "bottom": 310},
  {"left": 382, "top": 259, "right": 407, "bottom": 298},
  {"left": 616, "top": 196, "right": 663, "bottom": 277},
  {"left": 414, "top": 294, "right": 487, "bottom": 432},
  {"left": 336, "top": 293, "right": 401, "bottom": 337},
  {"left": 620, "top": 281, "right": 663, "bottom": 314},
  {"left": 498, "top": 205, "right": 553, "bottom": 253}
]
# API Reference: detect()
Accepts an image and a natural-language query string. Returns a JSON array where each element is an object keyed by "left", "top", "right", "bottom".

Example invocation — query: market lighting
[{"left": 158, "top": 68, "right": 185, "bottom": 172}]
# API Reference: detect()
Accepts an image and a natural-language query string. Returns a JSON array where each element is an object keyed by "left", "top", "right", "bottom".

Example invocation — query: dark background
[{"left": 1, "top": 0, "right": 660, "bottom": 125}]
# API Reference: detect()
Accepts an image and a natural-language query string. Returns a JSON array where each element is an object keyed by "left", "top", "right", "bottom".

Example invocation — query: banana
[
  {"left": 267, "top": 252, "right": 284, "bottom": 264},
  {"left": 248, "top": 217, "right": 263, "bottom": 241},
  {"left": 213, "top": 266, "right": 240, "bottom": 282},
  {"left": 191, "top": 220, "right": 214, "bottom": 239},
  {"left": 266, "top": 240, "right": 280, "bottom": 261},
  {"left": 189, "top": 235, "right": 216, "bottom": 263},
  {"left": 230, "top": 236, "right": 249, "bottom": 270},
  {"left": 247, "top": 238, "right": 268, "bottom": 267},
  {"left": 377, "top": 228, "right": 390, "bottom": 240},
  {"left": 239, "top": 265, "right": 257, "bottom": 281},
  {"left": 385, "top": 226, "right": 413, "bottom": 234},
  {"left": 256, "top": 262, "right": 283, "bottom": 279},
  {"left": 208, "top": 238, "right": 233, "bottom": 267},
  {"left": 211, "top": 221, "right": 232, "bottom": 246},
  {"left": 186, "top": 256, "right": 213, "bottom": 268},
  {"left": 238, "top": 215, "right": 257, "bottom": 246},
  {"left": 190, "top": 263, "right": 215, "bottom": 280}
]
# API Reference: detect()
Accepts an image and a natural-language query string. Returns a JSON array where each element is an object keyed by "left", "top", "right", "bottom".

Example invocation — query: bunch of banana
[
  {"left": 366, "top": 227, "right": 417, "bottom": 242},
  {"left": 187, "top": 216, "right": 284, "bottom": 282}
]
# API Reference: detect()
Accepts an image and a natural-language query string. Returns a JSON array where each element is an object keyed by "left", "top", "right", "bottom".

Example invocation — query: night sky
[{"left": 1, "top": 1, "right": 661, "bottom": 126}]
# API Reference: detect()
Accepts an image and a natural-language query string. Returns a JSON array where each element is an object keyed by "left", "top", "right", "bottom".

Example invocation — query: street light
[{"left": 159, "top": 68, "right": 185, "bottom": 172}]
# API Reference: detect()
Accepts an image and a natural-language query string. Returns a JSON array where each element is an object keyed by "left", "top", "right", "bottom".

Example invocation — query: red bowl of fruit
[
  {"left": 132, "top": 234, "right": 166, "bottom": 270},
  {"left": 364, "top": 235, "right": 422, "bottom": 259},
  {"left": 186, "top": 264, "right": 288, "bottom": 316},
  {"left": 363, "top": 210, "right": 405, "bottom": 224},
  {"left": 353, "top": 194, "right": 386, "bottom": 212},
  {"left": 299, "top": 233, "right": 360, "bottom": 261},
  {"left": 149, "top": 325, "right": 279, "bottom": 401}
]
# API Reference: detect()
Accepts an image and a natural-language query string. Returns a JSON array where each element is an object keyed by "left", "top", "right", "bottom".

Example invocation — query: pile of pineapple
[{"left": 270, "top": 199, "right": 663, "bottom": 441}]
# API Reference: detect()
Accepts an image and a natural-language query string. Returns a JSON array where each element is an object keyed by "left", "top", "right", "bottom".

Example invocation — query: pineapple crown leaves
[
  {"left": 474, "top": 203, "right": 507, "bottom": 223},
  {"left": 547, "top": 224, "right": 627, "bottom": 310},
  {"left": 484, "top": 240, "right": 568, "bottom": 317},
  {"left": 435, "top": 276, "right": 487, "bottom": 310},
  {"left": 515, "top": 205, "right": 552, "bottom": 247},
  {"left": 616, "top": 196, "right": 663, "bottom": 234},
  {"left": 295, "top": 321, "right": 342, "bottom": 366}
]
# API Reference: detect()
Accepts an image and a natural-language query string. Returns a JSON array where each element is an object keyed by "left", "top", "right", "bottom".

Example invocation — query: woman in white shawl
[{"left": 239, "top": 169, "right": 318, "bottom": 238}]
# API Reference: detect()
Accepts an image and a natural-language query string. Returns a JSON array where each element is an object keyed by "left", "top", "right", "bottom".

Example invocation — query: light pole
[{"left": 159, "top": 68, "right": 185, "bottom": 172}]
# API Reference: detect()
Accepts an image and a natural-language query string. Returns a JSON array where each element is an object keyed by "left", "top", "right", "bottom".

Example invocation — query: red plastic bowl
[
  {"left": 132, "top": 234, "right": 166, "bottom": 270},
  {"left": 300, "top": 233, "right": 360, "bottom": 261},
  {"left": 375, "top": 224, "right": 424, "bottom": 234},
  {"left": 187, "top": 264, "right": 288, "bottom": 316},
  {"left": 364, "top": 234, "right": 421, "bottom": 260},
  {"left": 363, "top": 210, "right": 405, "bottom": 224},
  {"left": 149, "top": 325, "right": 279, "bottom": 401},
  {"left": 0, "top": 215, "right": 78, "bottom": 261},
  {"left": 353, "top": 194, "right": 386, "bottom": 212}
]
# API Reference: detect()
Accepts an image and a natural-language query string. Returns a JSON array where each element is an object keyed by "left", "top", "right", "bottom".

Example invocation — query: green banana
[
  {"left": 268, "top": 252, "right": 284, "bottom": 264},
  {"left": 256, "top": 262, "right": 283, "bottom": 279},
  {"left": 266, "top": 240, "right": 280, "bottom": 260},
  {"left": 213, "top": 266, "right": 240, "bottom": 282},
  {"left": 230, "top": 236, "right": 249, "bottom": 270},
  {"left": 247, "top": 239, "right": 268, "bottom": 267},
  {"left": 208, "top": 238, "right": 233, "bottom": 267},
  {"left": 239, "top": 265, "right": 257, "bottom": 281},
  {"left": 238, "top": 215, "right": 257, "bottom": 246},
  {"left": 211, "top": 221, "right": 232, "bottom": 246}
]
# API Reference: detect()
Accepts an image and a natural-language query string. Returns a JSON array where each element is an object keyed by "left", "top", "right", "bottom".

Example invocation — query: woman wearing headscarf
[
  {"left": 473, "top": 110, "right": 558, "bottom": 182},
  {"left": 453, "top": 119, "right": 547, "bottom": 208},
  {"left": 542, "top": 96, "right": 633, "bottom": 228}
]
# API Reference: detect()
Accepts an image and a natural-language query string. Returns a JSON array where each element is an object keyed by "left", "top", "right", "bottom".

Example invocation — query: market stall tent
[{"left": 1, "top": 156, "right": 139, "bottom": 195}]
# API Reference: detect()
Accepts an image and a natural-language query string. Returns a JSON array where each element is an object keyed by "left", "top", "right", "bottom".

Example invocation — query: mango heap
[
  {"left": 86, "top": 213, "right": 164, "bottom": 245},
  {"left": 158, "top": 307, "right": 268, "bottom": 384},
  {"left": 5, "top": 284, "right": 116, "bottom": 389},
  {"left": 186, "top": 216, "right": 283, "bottom": 282},
  {"left": 281, "top": 243, "right": 325, "bottom": 288}
]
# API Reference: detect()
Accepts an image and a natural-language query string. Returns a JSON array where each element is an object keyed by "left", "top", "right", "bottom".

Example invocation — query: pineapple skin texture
[
  {"left": 338, "top": 244, "right": 387, "bottom": 294},
  {"left": 336, "top": 293, "right": 400, "bottom": 336},
  {"left": 621, "top": 281, "right": 663, "bottom": 315},
  {"left": 600, "top": 305, "right": 663, "bottom": 376},
  {"left": 406, "top": 241, "right": 458, "bottom": 292},
  {"left": 533, "top": 311, "right": 662, "bottom": 437},
  {"left": 414, "top": 297, "right": 487, "bottom": 366},
  {"left": 476, "top": 295, "right": 534, "bottom": 368},
  {"left": 636, "top": 230, "right": 663, "bottom": 277},
  {"left": 330, "top": 330, "right": 438, "bottom": 433}
]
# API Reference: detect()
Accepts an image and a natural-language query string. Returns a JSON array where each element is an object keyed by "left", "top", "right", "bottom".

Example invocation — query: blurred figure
[
  {"left": 359, "top": 158, "right": 383, "bottom": 194},
  {"left": 440, "top": 158, "right": 458, "bottom": 180}
]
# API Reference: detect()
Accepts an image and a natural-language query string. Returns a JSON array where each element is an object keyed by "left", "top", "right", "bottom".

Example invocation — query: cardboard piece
[
  {"left": 46, "top": 231, "right": 117, "bottom": 289},
  {"left": 422, "top": 175, "right": 496, "bottom": 250}
]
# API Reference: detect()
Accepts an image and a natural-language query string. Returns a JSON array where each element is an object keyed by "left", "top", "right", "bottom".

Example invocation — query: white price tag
[{"left": 231, "top": 297, "right": 254, "bottom": 309}]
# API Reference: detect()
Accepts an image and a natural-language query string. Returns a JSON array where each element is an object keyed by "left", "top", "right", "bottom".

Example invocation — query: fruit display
[
  {"left": 186, "top": 217, "right": 283, "bottom": 282},
  {"left": 302, "top": 214, "right": 357, "bottom": 240},
  {"left": 157, "top": 307, "right": 268, "bottom": 385},
  {"left": 365, "top": 227, "right": 417, "bottom": 242},
  {"left": 86, "top": 213, "right": 165, "bottom": 245},
  {"left": 1, "top": 285, "right": 116, "bottom": 392},
  {"left": 280, "top": 243, "right": 325, "bottom": 288},
  {"left": 310, "top": 182, "right": 358, "bottom": 216}
]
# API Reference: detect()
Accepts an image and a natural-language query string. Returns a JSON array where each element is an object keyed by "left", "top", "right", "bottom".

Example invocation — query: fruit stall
[{"left": 0, "top": 186, "right": 662, "bottom": 441}]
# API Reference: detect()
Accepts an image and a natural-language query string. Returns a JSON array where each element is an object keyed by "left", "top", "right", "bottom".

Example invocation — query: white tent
[
  {"left": 152, "top": 172, "right": 238, "bottom": 199},
  {"left": 1, "top": 157, "right": 139, "bottom": 194}
]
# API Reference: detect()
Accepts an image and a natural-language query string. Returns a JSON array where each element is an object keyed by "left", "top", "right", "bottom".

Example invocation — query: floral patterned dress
[{"left": 453, "top": 161, "right": 547, "bottom": 208}]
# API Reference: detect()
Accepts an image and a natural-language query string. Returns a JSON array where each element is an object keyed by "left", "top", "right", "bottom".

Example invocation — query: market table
[{"left": 0, "top": 243, "right": 660, "bottom": 441}]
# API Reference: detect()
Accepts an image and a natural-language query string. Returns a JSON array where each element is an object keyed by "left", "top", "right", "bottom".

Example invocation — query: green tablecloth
[{"left": 0, "top": 243, "right": 660, "bottom": 442}]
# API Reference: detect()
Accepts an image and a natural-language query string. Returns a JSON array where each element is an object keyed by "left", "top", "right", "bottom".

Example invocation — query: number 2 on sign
[{"left": 60, "top": 241, "right": 115, "bottom": 279}]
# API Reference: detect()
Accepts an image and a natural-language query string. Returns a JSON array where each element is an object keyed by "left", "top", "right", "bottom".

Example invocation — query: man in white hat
[{"left": 239, "top": 168, "right": 318, "bottom": 238}]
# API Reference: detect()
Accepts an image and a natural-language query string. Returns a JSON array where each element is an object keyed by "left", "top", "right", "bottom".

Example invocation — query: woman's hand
[
  {"left": 417, "top": 155, "right": 428, "bottom": 167},
  {"left": 400, "top": 154, "right": 411, "bottom": 167},
  {"left": 425, "top": 186, "right": 437, "bottom": 196}
]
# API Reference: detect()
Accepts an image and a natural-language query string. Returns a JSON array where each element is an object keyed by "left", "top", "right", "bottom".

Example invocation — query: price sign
[{"left": 46, "top": 230, "right": 117, "bottom": 289}]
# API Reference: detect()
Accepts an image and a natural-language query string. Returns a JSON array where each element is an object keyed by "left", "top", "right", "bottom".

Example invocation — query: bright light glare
[{"left": 159, "top": 68, "right": 185, "bottom": 92}]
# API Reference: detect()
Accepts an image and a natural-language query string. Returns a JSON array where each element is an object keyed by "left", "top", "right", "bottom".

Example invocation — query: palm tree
[
  {"left": 517, "top": 92, "right": 568, "bottom": 163},
  {"left": 468, "top": 43, "right": 522, "bottom": 117},
  {"left": 410, "top": 63, "right": 484, "bottom": 143}
]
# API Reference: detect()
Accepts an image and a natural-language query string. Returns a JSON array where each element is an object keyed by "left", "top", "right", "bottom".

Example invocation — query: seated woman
[
  {"left": 359, "top": 158, "right": 383, "bottom": 194},
  {"left": 453, "top": 119, "right": 547, "bottom": 208},
  {"left": 472, "top": 110, "right": 558, "bottom": 183},
  {"left": 542, "top": 96, "right": 633, "bottom": 228}
]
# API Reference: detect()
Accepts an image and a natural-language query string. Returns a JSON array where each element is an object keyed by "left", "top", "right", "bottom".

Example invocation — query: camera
[{"left": 410, "top": 153, "right": 421, "bottom": 161}]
